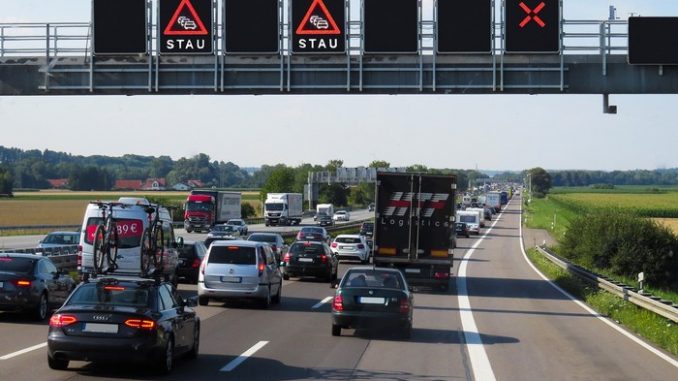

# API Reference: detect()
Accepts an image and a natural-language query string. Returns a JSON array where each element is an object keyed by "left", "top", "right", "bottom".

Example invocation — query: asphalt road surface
[{"left": 0, "top": 197, "right": 676, "bottom": 380}]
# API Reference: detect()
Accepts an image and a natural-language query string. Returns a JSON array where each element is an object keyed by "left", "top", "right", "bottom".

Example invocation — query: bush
[
  {"left": 561, "top": 209, "right": 678, "bottom": 289},
  {"left": 241, "top": 203, "right": 256, "bottom": 219}
]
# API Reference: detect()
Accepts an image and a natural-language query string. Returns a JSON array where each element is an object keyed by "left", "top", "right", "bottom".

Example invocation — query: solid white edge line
[
  {"left": 518, "top": 199, "right": 678, "bottom": 368},
  {"left": 456, "top": 204, "right": 510, "bottom": 381},
  {"left": 312, "top": 296, "right": 333, "bottom": 309},
  {"left": 0, "top": 342, "right": 47, "bottom": 360},
  {"left": 220, "top": 340, "right": 269, "bottom": 372}
]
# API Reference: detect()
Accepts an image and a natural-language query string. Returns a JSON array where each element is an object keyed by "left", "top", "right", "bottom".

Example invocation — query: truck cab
[{"left": 184, "top": 194, "right": 215, "bottom": 233}]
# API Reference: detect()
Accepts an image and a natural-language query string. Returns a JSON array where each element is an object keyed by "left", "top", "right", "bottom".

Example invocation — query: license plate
[
  {"left": 340, "top": 246, "right": 354, "bottom": 250},
  {"left": 298, "top": 258, "right": 313, "bottom": 263},
  {"left": 221, "top": 276, "right": 241, "bottom": 283},
  {"left": 405, "top": 268, "right": 421, "bottom": 274},
  {"left": 306, "top": 235, "right": 315, "bottom": 239},
  {"left": 359, "top": 297, "right": 385, "bottom": 305},
  {"left": 83, "top": 323, "right": 118, "bottom": 334}
]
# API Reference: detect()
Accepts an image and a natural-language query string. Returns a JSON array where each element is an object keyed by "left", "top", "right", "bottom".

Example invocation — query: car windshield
[
  {"left": 266, "top": 203, "right": 284, "bottom": 211},
  {"left": 209, "top": 246, "right": 256, "bottom": 265},
  {"left": 459, "top": 215, "right": 476, "bottom": 223},
  {"left": 67, "top": 283, "right": 151, "bottom": 307},
  {"left": 301, "top": 228, "right": 324, "bottom": 235},
  {"left": 248, "top": 234, "right": 277, "bottom": 243},
  {"left": 342, "top": 270, "right": 404, "bottom": 289},
  {"left": 290, "top": 243, "right": 324, "bottom": 255},
  {"left": 228, "top": 220, "right": 243, "bottom": 226},
  {"left": 361, "top": 224, "right": 373, "bottom": 231},
  {"left": 0, "top": 257, "right": 36, "bottom": 274},
  {"left": 43, "top": 233, "right": 78, "bottom": 244},
  {"left": 336, "top": 237, "right": 361, "bottom": 244},
  {"left": 186, "top": 202, "right": 212, "bottom": 212},
  {"left": 211, "top": 225, "right": 235, "bottom": 233}
]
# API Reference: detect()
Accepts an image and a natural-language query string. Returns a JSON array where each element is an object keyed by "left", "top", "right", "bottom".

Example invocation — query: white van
[
  {"left": 466, "top": 208, "right": 486, "bottom": 228},
  {"left": 456, "top": 211, "right": 480, "bottom": 235},
  {"left": 78, "top": 197, "right": 179, "bottom": 281}
]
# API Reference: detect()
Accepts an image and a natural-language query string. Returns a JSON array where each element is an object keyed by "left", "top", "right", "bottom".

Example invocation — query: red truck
[{"left": 183, "top": 190, "right": 241, "bottom": 233}]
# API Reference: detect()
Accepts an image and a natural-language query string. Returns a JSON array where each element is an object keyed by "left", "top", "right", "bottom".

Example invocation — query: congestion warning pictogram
[
  {"left": 296, "top": 0, "right": 341, "bottom": 35},
  {"left": 164, "top": 0, "right": 209, "bottom": 35}
]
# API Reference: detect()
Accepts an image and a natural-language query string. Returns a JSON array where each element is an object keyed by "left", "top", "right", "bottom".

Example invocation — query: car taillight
[
  {"left": 124, "top": 319, "right": 156, "bottom": 330},
  {"left": 434, "top": 272, "right": 449, "bottom": 280},
  {"left": 320, "top": 254, "right": 328, "bottom": 263},
  {"left": 332, "top": 294, "right": 343, "bottom": 311},
  {"left": 358, "top": 244, "right": 365, "bottom": 249},
  {"left": 283, "top": 253, "right": 291, "bottom": 263},
  {"left": 191, "top": 258, "right": 201, "bottom": 268},
  {"left": 258, "top": 262, "right": 265, "bottom": 276},
  {"left": 399, "top": 299, "right": 410, "bottom": 314},
  {"left": 11, "top": 279, "right": 31, "bottom": 287},
  {"left": 49, "top": 314, "right": 78, "bottom": 328},
  {"left": 331, "top": 242, "right": 337, "bottom": 248}
]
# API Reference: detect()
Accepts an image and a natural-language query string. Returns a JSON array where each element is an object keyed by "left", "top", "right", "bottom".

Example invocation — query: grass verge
[
  {"left": 526, "top": 248, "right": 678, "bottom": 356},
  {"left": 523, "top": 196, "right": 577, "bottom": 242}
]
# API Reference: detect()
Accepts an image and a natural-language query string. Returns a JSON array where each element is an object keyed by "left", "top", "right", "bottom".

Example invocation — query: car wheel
[
  {"left": 35, "top": 293, "right": 48, "bottom": 321},
  {"left": 331, "top": 324, "right": 341, "bottom": 336},
  {"left": 185, "top": 227, "right": 193, "bottom": 233},
  {"left": 187, "top": 324, "right": 200, "bottom": 360},
  {"left": 198, "top": 296, "right": 209, "bottom": 306},
  {"left": 282, "top": 272, "right": 290, "bottom": 281},
  {"left": 260, "top": 287, "right": 271, "bottom": 309},
  {"left": 272, "top": 282, "right": 282, "bottom": 304},
  {"left": 47, "top": 355, "right": 68, "bottom": 370},
  {"left": 156, "top": 336, "right": 174, "bottom": 374},
  {"left": 401, "top": 323, "right": 412, "bottom": 340}
]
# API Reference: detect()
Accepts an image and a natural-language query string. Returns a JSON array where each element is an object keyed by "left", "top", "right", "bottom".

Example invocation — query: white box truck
[
  {"left": 456, "top": 210, "right": 481, "bottom": 234},
  {"left": 315, "top": 203, "right": 334, "bottom": 220},
  {"left": 265, "top": 193, "right": 303, "bottom": 226},
  {"left": 486, "top": 192, "right": 501, "bottom": 212},
  {"left": 466, "top": 208, "right": 486, "bottom": 227}
]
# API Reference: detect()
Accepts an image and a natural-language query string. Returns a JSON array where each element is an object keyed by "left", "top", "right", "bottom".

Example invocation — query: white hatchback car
[
  {"left": 331, "top": 234, "right": 370, "bottom": 263},
  {"left": 332, "top": 210, "right": 350, "bottom": 221}
]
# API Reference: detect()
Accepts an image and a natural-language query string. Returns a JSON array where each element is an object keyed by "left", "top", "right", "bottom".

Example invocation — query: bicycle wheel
[
  {"left": 140, "top": 228, "right": 153, "bottom": 276},
  {"left": 92, "top": 225, "right": 106, "bottom": 275},
  {"left": 106, "top": 221, "right": 119, "bottom": 271},
  {"left": 152, "top": 223, "right": 165, "bottom": 273}
]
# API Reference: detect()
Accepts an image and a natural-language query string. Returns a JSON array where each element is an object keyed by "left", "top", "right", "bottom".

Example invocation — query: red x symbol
[{"left": 519, "top": 2, "right": 546, "bottom": 28}]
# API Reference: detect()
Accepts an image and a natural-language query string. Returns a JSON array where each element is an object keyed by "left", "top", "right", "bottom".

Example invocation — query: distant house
[
  {"left": 114, "top": 179, "right": 143, "bottom": 191},
  {"left": 173, "top": 183, "right": 190, "bottom": 191},
  {"left": 47, "top": 178, "right": 69, "bottom": 189},
  {"left": 187, "top": 179, "right": 204, "bottom": 188},
  {"left": 143, "top": 178, "right": 166, "bottom": 191}
]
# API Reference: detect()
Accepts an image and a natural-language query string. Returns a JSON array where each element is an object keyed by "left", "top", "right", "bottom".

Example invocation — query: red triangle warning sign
[
  {"left": 296, "top": 0, "right": 341, "bottom": 35},
  {"left": 164, "top": 0, "right": 209, "bottom": 36}
]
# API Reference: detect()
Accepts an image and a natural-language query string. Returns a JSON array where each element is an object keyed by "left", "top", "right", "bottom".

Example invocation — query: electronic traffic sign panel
[
  {"left": 628, "top": 17, "right": 678, "bottom": 65},
  {"left": 159, "top": 0, "right": 213, "bottom": 54},
  {"left": 93, "top": 0, "right": 147, "bottom": 54},
  {"left": 292, "top": 0, "right": 345, "bottom": 53},
  {"left": 437, "top": 0, "right": 492, "bottom": 54},
  {"left": 364, "top": 0, "right": 418, "bottom": 54},
  {"left": 224, "top": 0, "right": 279, "bottom": 54},
  {"left": 505, "top": 0, "right": 560, "bottom": 53}
]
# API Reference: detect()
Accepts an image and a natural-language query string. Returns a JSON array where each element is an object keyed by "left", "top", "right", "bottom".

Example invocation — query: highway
[{"left": 0, "top": 197, "right": 676, "bottom": 380}]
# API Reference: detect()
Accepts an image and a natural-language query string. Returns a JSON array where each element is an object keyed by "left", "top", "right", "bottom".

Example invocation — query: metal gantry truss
[{"left": 0, "top": 1, "right": 674, "bottom": 97}]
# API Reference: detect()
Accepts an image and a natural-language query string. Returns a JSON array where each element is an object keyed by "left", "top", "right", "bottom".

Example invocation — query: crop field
[
  {"left": 1, "top": 191, "right": 263, "bottom": 227},
  {"left": 552, "top": 185, "right": 678, "bottom": 194},
  {"left": 551, "top": 192, "right": 678, "bottom": 218},
  {"left": 652, "top": 218, "right": 678, "bottom": 235}
]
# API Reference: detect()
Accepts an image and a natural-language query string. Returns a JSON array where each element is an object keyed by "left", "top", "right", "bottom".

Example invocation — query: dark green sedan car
[{"left": 331, "top": 267, "right": 413, "bottom": 338}]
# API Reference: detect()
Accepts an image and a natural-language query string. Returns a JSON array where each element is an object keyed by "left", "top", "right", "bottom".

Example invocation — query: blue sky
[{"left": 1, "top": 1, "right": 678, "bottom": 171}]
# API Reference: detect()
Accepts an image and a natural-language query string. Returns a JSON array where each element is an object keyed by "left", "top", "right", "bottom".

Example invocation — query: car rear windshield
[
  {"left": 208, "top": 246, "right": 256, "bottom": 265},
  {"left": 301, "top": 228, "right": 323, "bottom": 235},
  {"left": 178, "top": 244, "right": 198, "bottom": 258},
  {"left": 43, "top": 233, "right": 79, "bottom": 245},
  {"left": 459, "top": 215, "right": 476, "bottom": 223},
  {"left": 67, "top": 284, "right": 151, "bottom": 307},
  {"left": 336, "top": 237, "right": 361, "bottom": 244},
  {"left": 0, "top": 257, "right": 36, "bottom": 274},
  {"left": 361, "top": 224, "right": 373, "bottom": 231},
  {"left": 85, "top": 218, "right": 143, "bottom": 249},
  {"left": 248, "top": 234, "right": 276, "bottom": 243},
  {"left": 289, "top": 243, "right": 324, "bottom": 255},
  {"left": 342, "top": 270, "right": 404, "bottom": 289}
]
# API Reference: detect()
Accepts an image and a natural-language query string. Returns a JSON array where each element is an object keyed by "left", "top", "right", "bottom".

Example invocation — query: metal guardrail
[
  {"left": 0, "top": 245, "right": 79, "bottom": 256},
  {"left": 535, "top": 246, "right": 678, "bottom": 323},
  {"left": 0, "top": 224, "right": 80, "bottom": 233}
]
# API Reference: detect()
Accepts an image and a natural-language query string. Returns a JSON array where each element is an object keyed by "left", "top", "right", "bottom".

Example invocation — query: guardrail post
[{"left": 45, "top": 23, "right": 50, "bottom": 92}]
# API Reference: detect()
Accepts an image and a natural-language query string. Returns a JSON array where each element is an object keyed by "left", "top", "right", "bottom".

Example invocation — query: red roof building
[
  {"left": 187, "top": 179, "right": 204, "bottom": 188},
  {"left": 143, "top": 178, "right": 166, "bottom": 190},
  {"left": 114, "top": 179, "right": 143, "bottom": 190},
  {"left": 47, "top": 178, "right": 69, "bottom": 189}
]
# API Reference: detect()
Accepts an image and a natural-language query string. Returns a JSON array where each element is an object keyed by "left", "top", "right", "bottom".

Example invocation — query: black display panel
[
  {"left": 93, "top": 0, "right": 147, "bottom": 54},
  {"left": 437, "top": 0, "right": 492, "bottom": 53},
  {"left": 160, "top": 0, "right": 213, "bottom": 54},
  {"left": 505, "top": 0, "right": 560, "bottom": 53},
  {"left": 224, "top": 0, "right": 279, "bottom": 54},
  {"left": 292, "top": 0, "right": 345, "bottom": 53},
  {"left": 364, "top": 0, "right": 418, "bottom": 54},
  {"left": 628, "top": 17, "right": 678, "bottom": 65}
]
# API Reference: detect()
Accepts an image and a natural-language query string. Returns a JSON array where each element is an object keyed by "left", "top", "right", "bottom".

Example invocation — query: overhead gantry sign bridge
[{"left": 0, "top": 0, "right": 677, "bottom": 102}]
